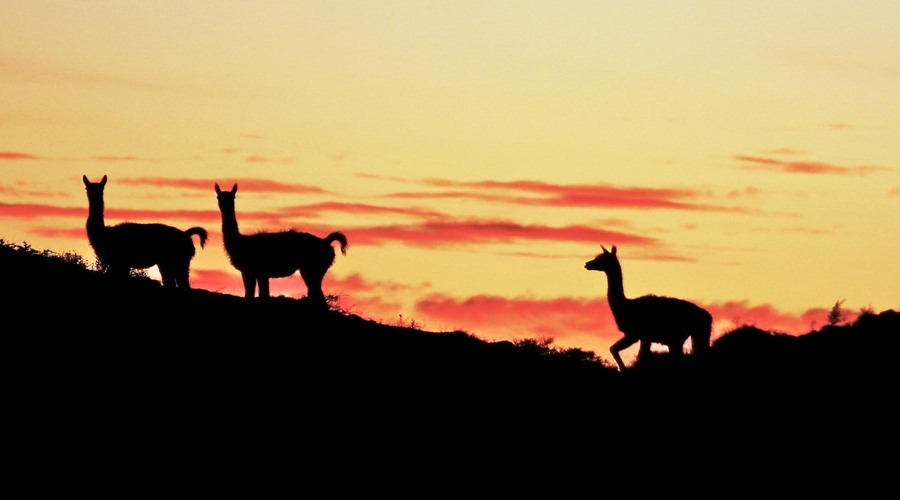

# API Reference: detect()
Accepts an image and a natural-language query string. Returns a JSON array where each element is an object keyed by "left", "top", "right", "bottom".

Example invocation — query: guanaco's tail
[
  {"left": 326, "top": 231, "right": 348, "bottom": 256},
  {"left": 186, "top": 227, "right": 209, "bottom": 248}
]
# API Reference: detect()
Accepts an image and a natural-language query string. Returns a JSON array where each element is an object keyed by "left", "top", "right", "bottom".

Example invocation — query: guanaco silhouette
[
  {"left": 83, "top": 174, "right": 208, "bottom": 288},
  {"left": 214, "top": 183, "right": 347, "bottom": 306},
  {"left": 585, "top": 245, "right": 712, "bottom": 371}
]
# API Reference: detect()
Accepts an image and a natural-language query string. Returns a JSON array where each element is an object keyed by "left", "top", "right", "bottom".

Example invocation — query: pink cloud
[
  {"left": 764, "top": 147, "right": 806, "bottom": 156},
  {"left": 379, "top": 176, "right": 744, "bottom": 212},
  {"left": 0, "top": 58, "right": 180, "bottom": 93},
  {"left": 399, "top": 293, "right": 851, "bottom": 365},
  {"left": 280, "top": 202, "right": 446, "bottom": 220},
  {"left": 726, "top": 186, "right": 763, "bottom": 199},
  {"left": 91, "top": 156, "right": 139, "bottom": 161},
  {"left": 187, "top": 268, "right": 401, "bottom": 318},
  {"left": 241, "top": 154, "right": 295, "bottom": 164},
  {"left": 412, "top": 294, "right": 620, "bottom": 348},
  {"left": 735, "top": 155, "right": 890, "bottom": 176},
  {"left": 703, "top": 300, "right": 849, "bottom": 334},
  {"left": 2, "top": 196, "right": 662, "bottom": 250},
  {"left": 343, "top": 220, "right": 657, "bottom": 249},
  {"left": 325, "top": 273, "right": 431, "bottom": 295},
  {"left": 28, "top": 227, "right": 86, "bottom": 239},
  {"left": 0, "top": 202, "right": 83, "bottom": 219},
  {"left": 0, "top": 184, "right": 69, "bottom": 198},
  {"left": 0, "top": 201, "right": 223, "bottom": 231},
  {"left": 190, "top": 267, "right": 317, "bottom": 298},
  {"left": 0, "top": 152, "right": 39, "bottom": 160},
  {"left": 115, "top": 177, "right": 329, "bottom": 195}
]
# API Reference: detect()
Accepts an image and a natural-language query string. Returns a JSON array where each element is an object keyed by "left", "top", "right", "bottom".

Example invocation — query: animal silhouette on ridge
[
  {"left": 585, "top": 245, "right": 712, "bottom": 371},
  {"left": 83, "top": 174, "right": 208, "bottom": 288},
  {"left": 215, "top": 183, "right": 347, "bottom": 306}
]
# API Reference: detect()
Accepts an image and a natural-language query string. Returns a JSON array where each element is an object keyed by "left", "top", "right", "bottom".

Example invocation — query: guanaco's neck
[
  {"left": 218, "top": 202, "right": 242, "bottom": 244},
  {"left": 86, "top": 192, "right": 106, "bottom": 236},
  {"left": 604, "top": 260, "right": 627, "bottom": 306}
]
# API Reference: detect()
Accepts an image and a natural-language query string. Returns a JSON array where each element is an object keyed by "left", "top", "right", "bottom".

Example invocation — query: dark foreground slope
[
  {"left": 4, "top": 241, "right": 899, "bottom": 459},
  {"left": 3, "top": 242, "right": 621, "bottom": 417}
]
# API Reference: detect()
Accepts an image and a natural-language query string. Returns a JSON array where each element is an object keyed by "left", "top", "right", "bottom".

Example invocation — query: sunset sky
[{"left": 2, "top": 1, "right": 898, "bottom": 366}]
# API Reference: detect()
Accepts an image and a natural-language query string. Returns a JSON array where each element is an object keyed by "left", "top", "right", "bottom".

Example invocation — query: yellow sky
[{"left": 2, "top": 1, "right": 898, "bottom": 365}]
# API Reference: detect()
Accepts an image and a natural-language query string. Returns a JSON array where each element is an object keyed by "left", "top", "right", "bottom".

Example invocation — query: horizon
[{"left": 2, "top": 2, "right": 898, "bottom": 366}]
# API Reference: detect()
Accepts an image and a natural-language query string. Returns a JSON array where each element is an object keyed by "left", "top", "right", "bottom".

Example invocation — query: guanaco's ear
[
  {"left": 231, "top": 184, "right": 237, "bottom": 193},
  {"left": 100, "top": 175, "right": 107, "bottom": 187},
  {"left": 215, "top": 183, "right": 222, "bottom": 194},
  {"left": 611, "top": 245, "right": 617, "bottom": 255},
  {"left": 83, "top": 175, "right": 89, "bottom": 186},
  {"left": 601, "top": 244, "right": 609, "bottom": 254}
]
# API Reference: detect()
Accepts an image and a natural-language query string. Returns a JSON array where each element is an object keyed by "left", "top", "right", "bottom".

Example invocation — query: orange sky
[{"left": 2, "top": 1, "right": 898, "bottom": 367}]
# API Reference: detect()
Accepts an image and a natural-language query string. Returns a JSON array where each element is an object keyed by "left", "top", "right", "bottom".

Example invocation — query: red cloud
[
  {"left": 29, "top": 227, "right": 86, "bottom": 239},
  {"left": 187, "top": 268, "right": 402, "bottom": 317},
  {"left": 343, "top": 220, "right": 656, "bottom": 248},
  {"left": 735, "top": 155, "right": 890, "bottom": 176},
  {"left": 113, "top": 177, "right": 329, "bottom": 194},
  {"left": 0, "top": 203, "right": 83, "bottom": 219},
  {"left": 91, "top": 156, "right": 139, "bottom": 161},
  {"left": 1, "top": 198, "right": 656, "bottom": 251},
  {"left": 0, "top": 152, "right": 39, "bottom": 160},
  {"left": 412, "top": 293, "right": 621, "bottom": 348},
  {"left": 244, "top": 155, "right": 295, "bottom": 164},
  {"left": 380, "top": 176, "right": 744, "bottom": 212},
  {"left": 399, "top": 293, "right": 852, "bottom": 366},
  {"left": 0, "top": 201, "right": 222, "bottom": 228},
  {"left": 764, "top": 147, "right": 806, "bottom": 155},
  {"left": 703, "top": 300, "right": 843, "bottom": 333},
  {"left": 190, "top": 267, "right": 315, "bottom": 298},
  {"left": 280, "top": 202, "right": 446, "bottom": 220}
]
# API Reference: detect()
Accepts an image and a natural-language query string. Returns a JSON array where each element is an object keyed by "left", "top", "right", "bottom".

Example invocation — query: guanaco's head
[
  {"left": 83, "top": 174, "right": 107, "bottom": 187},
  {"left": 83, "top": 174, "right": 108, "bottom": 197},
  {"left": 584, "top": 245, "right": 618, "bottom": 272},
  {"left": 215, "top": 183, "right": 238, "bottom": 209}
]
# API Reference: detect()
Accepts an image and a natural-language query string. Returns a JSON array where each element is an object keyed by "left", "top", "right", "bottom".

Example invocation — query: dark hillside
[
  {"left": 3, "top": 239, "right": 898, "bottom": 457},
  {"left": 2, "top": 241, "right": 621, "bottom": 412}
]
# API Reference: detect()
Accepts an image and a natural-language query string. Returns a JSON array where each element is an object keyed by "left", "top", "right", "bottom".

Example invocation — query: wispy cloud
[
  {"left": 91, "top": 156, "right": 140, "bottom": 162},
  {"left": 703, "top": 300, "right": 838, "bottom": 334},
  {"left": 343, "top": 219, "right": 656, "bottom": 249},
  {"left": 115, "top": 177, "right": 329, "bottom": 195},
  {"left": 725, "top": 186, "right": 763, "bottom": 199},
  {"left": 764, "top": 147, "right": 806, "bottom": 156},
  {"left": 2, "top": 198, "right": 658, "bottom": 250},
  {"left": 735, "top": 155, "right": 891, "bottom": 176},
  {"left": 186, "top": 268, "right": 410, "bottom": 320},
  {"left": 0, "top": 202, "right": 83, "bottom": 219},
  {"left": 0, "top": 57, "right": 185, "bottom": 93},
  {"left": 280, "top": 202, "right": 446, "bottom": 220},
  {"left": 413, "top": 293, "right": 620, "bottom": 348},
  {"left": 404, "top": 293, "right": 845, "bottom": 362},
  {"left": 889, "top": 187, "right": 900, "bottom": 197},
  {"left": 0, "top": 152, "right": 39, "bottom": 160},
  {"left": 0, "top": 201, "right": 220, "bottom": 226},
  {"left": 360, "top": 174, "right": 746, "bottom": 212},
  {"left": 0, "top": 183, "right": 69, "bottom": 198},
  {"left": 244, "top": 155, "right": 296, "bottom": 164}
]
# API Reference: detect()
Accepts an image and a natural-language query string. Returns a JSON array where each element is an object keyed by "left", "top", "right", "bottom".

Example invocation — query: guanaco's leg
[
  {"left": 610, "top": 335, "right": 639, "bottom": 371},
  {"left": 257, "top": 278, "right": 270, "bottom": 298},
  {"left": 300, "top": 267, "right": 327, "bottom": 306},
  {"left": 241, "top": 272, "right": 257, "bottom": 298},
  {"left": 635, "top": 340, "right": 654, "bottom": 366}
]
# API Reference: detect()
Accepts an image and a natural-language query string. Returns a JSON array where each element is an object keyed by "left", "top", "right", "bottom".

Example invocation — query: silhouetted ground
[{"left": 3, "top": 240, "right": 898, "bottom": 469}]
